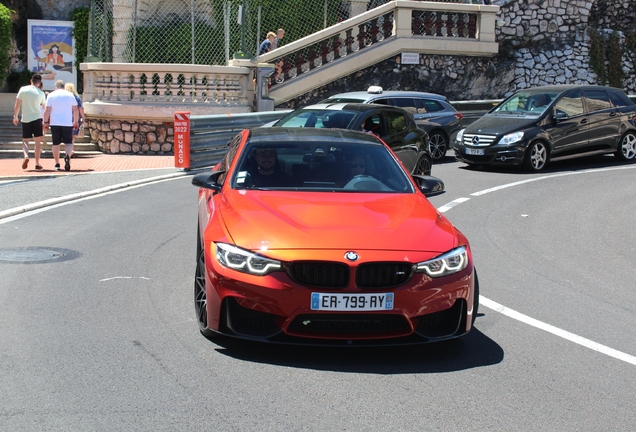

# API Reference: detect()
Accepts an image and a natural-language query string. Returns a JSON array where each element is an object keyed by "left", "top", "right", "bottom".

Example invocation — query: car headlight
[
  {"left": 215, "top": 242, "right": 281, "bottom": 276},
  {"left": 415, "top": 246, "right": 468, "bottom": 277},
  {"left": 499, "top": 131, "right": 524, "bottom": 145},
  {"left": 456, "top": 129, "right": 465, "bottom": 142}
]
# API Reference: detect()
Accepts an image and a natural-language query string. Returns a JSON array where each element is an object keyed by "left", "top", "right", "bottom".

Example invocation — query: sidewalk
[{"left": 0, "top": 153, "right": 177, "bottom": 179}]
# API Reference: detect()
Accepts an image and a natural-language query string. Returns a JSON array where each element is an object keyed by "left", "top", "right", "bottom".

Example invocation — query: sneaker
[
  {"left": 22, "top": 158, "right": 29, "bottom": 169},
  {"left": 64, "top": 155, "right": 70, "bottom": 171},
  {"left": 54, "top": 163, "right": 60, "bottom": 171},
  {"left": 275, "top": 77, "right": 284, "bottom": 84}
]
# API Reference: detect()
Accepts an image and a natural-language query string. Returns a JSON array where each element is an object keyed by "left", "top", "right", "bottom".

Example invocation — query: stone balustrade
[{"left": 80, "top": 63, "right": 253, "bottom": 154}]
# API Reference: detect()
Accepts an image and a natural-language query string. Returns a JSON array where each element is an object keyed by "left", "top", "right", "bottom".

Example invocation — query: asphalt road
[{"left": 1, "top": 155, "right": 634, "bottom": 430}]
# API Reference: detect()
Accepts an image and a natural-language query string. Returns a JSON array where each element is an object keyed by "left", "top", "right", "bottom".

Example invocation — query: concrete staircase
[{"left": 0, "top": 117, "right": 101, "bottom": 159}]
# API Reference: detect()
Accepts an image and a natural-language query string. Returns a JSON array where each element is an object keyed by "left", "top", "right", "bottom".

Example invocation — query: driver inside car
[{"left": 249, "top": 147, "right": 294, "bottom": 187}]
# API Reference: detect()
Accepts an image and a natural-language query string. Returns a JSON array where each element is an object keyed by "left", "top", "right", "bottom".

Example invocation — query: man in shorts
[
  {"left": 43, "top": 80, "right": 78, "bottom": 171},
  {"left": 13, "top": 73, "right": 46, "bottom": 170}
]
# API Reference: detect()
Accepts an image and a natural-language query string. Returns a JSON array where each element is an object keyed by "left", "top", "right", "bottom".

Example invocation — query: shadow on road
[
  {"left": 211, "top": 326, "right": 503, "bottom": 374},
  {"left": 456, "top": 154, "right": 635, "bottom": 175}
]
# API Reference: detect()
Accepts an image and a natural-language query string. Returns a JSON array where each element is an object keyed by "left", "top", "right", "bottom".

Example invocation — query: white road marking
[
  {"left": 100, "top": 276, "right": 151, "bottom": 282},
  {"left": 436, "top": 164, "right": 636, "bottom": 366},
  {"left": 480, "top": 296, "right": 636, "bottom": 366},
  {"left": 0, "top": 173, "right": 186, "bottom": 223},
  {"left": 471, "top": 164, "right": 636, "bottom": 196},
  {"left": 436, "top": 197, "right": 470, "bottom": 213}
]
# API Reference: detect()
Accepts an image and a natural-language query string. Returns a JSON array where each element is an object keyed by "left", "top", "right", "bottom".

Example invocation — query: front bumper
[
  {"left": 204, "top": 248, "right": 476, "bottom": 345},
  {"left": 453, "top": 140, "right": 527, "bottom": 166}
]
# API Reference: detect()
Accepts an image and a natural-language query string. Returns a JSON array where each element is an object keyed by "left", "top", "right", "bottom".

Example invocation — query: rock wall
[
  {"left": 282, "top": 0, "right": 636, "bottom": 108},
  {"left": 87, "top": 119, "right": 174, "bottom": 154}
]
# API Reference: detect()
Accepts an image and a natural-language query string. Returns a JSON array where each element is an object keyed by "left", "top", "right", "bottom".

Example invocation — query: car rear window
[
  {"left": 276, "top": 110, "right": 357, "bottom": 129},
  {"left": 321, "top": 97, "right": 366, "bottom": 104},
  {"left": 385, "top": 111, "right": 407, "bottom": 134},
  {"left": 584, "top": 90, "right": 612, "bottom": 112},
  {"left": 608, "top": 90, "right": 634, "bottom": 108},
  {"left": 421, "top": 99, "right": 445, "bottom": 112}
]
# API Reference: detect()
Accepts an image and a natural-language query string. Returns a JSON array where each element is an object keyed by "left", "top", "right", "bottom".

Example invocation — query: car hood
[
  {"left": 465, "top": 114, "right": 539, "bottom": 135},
  {"left": 219, "top": 190, "right": 457, "bottom": 253}
]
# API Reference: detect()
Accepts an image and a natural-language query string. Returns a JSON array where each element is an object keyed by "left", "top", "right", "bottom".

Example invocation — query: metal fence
[
  {"left": 87, "top": 0, "right": 482, "bottom": 66},
  {"left": 88, "top": 0, "right": 350, "bottom": 65}
]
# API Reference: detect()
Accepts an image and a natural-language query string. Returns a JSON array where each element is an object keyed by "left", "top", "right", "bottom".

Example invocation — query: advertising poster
[{"left": 27, "top": 20, "right": 76, "bottom": 91}]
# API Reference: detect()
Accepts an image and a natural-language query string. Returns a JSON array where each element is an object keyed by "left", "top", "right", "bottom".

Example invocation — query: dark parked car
[
  {"left": 453, "top": 85, "right": 636, "bottom": 171},
  {"left": 321, "top": 87, "right": 463, "bottom": 162},
  {"left": 270, "top": 102, "right": 432, "bottom": 176}
]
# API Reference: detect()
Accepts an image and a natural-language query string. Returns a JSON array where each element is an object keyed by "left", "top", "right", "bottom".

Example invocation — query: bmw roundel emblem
[
  {"left": 344, "top": 251, "right": 359, "bottom": 261},
  {"left": 472, "top": 136, "right": 480, "bottom": 145}
]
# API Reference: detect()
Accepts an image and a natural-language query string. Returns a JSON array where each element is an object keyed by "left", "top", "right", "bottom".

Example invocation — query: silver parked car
[{"left": 321, "top": 86, "right": 463, "bottom": 162}]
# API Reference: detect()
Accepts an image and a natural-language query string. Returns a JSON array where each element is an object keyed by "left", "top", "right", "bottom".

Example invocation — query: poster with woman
[{"left": 27, "top": 20, "right": 76, "bottom": 91}]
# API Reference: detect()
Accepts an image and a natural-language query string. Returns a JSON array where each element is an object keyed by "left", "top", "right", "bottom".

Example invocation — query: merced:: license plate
[
  {"left": 311, "top": 293, "right": 394, "bottom": 311},
  {"left": 466, "top": 148, "right": 485, "bottom": 155}
]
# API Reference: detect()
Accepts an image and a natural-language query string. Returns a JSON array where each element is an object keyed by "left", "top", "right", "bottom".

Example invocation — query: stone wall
[
  {"left": 282, "top": 0, "right": 636, "bottom": 108},
  {"left": 35, "top": 0, "right": 90, "bottom": 20},
  {"left": 590, "top": 0, "right": 635, "bottom": 30},
  {"left": 87, "top": 119, "right": 174, "bottom": 154}
]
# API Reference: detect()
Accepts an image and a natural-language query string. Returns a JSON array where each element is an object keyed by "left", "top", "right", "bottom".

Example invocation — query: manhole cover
[{"left": 0, "top": 247, "right": 80, "bottom": 264}]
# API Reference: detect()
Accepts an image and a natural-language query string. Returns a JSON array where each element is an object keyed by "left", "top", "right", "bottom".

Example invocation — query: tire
[
  {"left": 472, "top": 269, "right": 480, "bottom": 325},
  {"left": 428, "top": 131, "right": 448, "bottom": 162},
  {"left": 195, "top": 225, "right": 217, "bottom": 339},
  {"left": 615, "top": 131, "right": 636, "bottom": 161},
  {"left": 413, "top": 154, "right": 432, "bottom": 176},
  {"left": 523, "top": 141, "right": 548, "bottom": 171}
]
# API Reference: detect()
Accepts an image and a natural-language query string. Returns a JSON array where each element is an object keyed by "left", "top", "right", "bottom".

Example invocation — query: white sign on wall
[{"left": 401, "top": 52, "right": 420, "bottom": 65}]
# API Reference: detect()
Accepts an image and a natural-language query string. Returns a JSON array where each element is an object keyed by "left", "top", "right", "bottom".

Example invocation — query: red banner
[{"left": 174, "top": 111, "right": 191, "bottom": 169}]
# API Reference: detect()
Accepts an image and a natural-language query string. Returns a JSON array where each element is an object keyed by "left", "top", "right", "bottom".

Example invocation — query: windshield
[
  {"left": 493, "top": 90, "right": 559, "bottom": 115},
  {"left": 231, "top": 141, "right": 414, "bottom": 193},
  {"left": 275, "top": 110, "right": 357, "bottom": 129}
]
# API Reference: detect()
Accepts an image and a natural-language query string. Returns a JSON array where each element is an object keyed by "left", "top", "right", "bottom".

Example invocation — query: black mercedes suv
[{"left": 453, "top": 85, "right": 636, "bottom": 171}]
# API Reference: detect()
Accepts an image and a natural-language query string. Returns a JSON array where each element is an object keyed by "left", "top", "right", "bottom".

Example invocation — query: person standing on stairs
[{"left": 13, "top": 73, "right": 46, "bottom": 170}]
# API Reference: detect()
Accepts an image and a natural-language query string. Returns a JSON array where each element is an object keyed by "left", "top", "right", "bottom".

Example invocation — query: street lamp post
[{"left": 233, "top": 0, "right": 249, "bottom": 59}]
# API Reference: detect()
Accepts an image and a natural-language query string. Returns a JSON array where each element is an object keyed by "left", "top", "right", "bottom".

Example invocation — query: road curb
[{"left": 0, "top": 171, "right": 190, "bottom": 220}]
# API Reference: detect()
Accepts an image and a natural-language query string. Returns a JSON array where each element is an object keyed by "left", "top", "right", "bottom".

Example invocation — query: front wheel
[
  {"left": 195, "top": 226, "right": 218, "bottom": 339},
  {"left": 523, "top": 141, "right": 548, "bottom": 171},
  {"left": 428, "top": 132, "right": 448, "bottom": 162},
  {"left": 413, "top": 154, "right": 432, "bottom": 176},
  {"left": 615, "top": 132, "right": 636, "bottom": 161}
]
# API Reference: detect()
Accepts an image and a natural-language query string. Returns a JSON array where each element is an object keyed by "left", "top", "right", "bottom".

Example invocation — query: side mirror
[
  {"left": 412, "top": 175, "right": 445, "bottom": 197},
  {"left": 192, "top": 170, "right": 225, "bottom": 192},
  {"left": 553, "top": 111, "right": 568, "bottom": 123}
]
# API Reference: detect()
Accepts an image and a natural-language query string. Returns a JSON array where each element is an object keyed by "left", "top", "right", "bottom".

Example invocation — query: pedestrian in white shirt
[{"left": 43, "top": 80, "right": 78, "bottom": 171}]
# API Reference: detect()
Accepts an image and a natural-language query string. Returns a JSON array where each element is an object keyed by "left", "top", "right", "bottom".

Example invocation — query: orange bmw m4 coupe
[{"left": 192, "top": 127, "right": 478, "bottom": 345}]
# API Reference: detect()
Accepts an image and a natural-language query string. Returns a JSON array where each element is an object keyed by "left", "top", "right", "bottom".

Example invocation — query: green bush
[
  {"left": 607, "top": 31, "right": 623, "bottom": 88},
  {"left": 0, "top": 3, "right": 12, "bottom": 86},
  {"left": 71, "top": 7, "right": 90, "bottom": 92},
  {"left": 588, "top": 28, "right": 606, "bottom": 85}
]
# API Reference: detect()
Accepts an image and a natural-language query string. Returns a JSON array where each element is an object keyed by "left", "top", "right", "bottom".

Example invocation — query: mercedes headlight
[
  {"left": 499, "top": 131, "right": 524, "bottom": 145},
  {"left": 456, "top": 129, "right": 465, "bottom": 142},
  {"left": 215, "top": 242, "right": 281, "bottom": 276},
  {"left": 415, "top": 246, "right": 468, "bottom": 277}
]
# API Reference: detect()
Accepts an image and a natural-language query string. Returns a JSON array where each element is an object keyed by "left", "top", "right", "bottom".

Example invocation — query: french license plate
[
  {"left": 465, "top": 148, "right": 485, "bottom": 155},
  {"left": 311, "top": 293, "right": 394, "bottom": 311}
]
